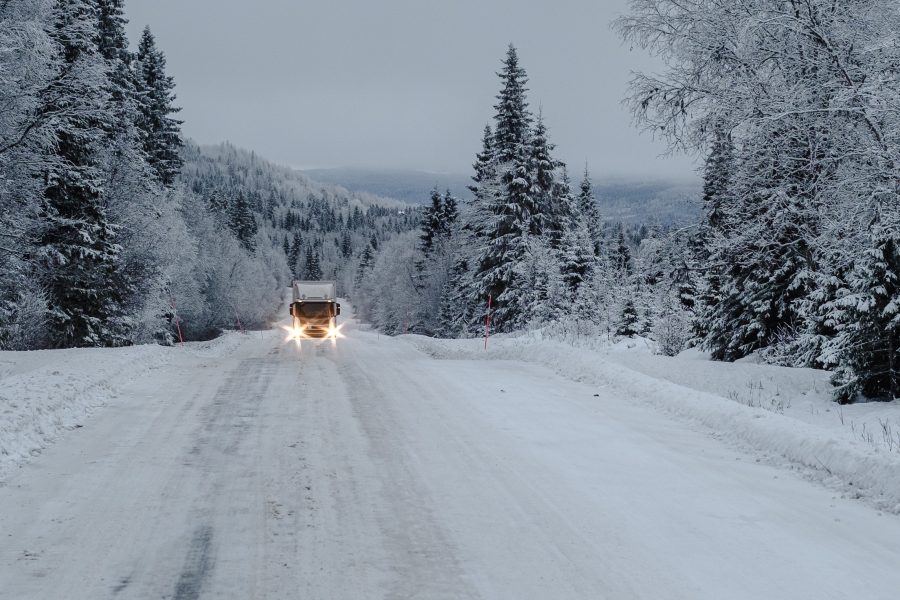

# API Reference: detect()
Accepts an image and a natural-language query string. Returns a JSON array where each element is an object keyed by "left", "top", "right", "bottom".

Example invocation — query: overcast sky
[{"left": 125, "top": 0, "right": 698, "bottom": 179}]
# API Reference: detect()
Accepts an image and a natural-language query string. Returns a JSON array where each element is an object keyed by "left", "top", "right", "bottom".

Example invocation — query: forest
[
  {"left": 0, "top": 0, "right": 415, "bottom": 348},
  {"left": 354, "top": 0, "right": 900, "bottom": 403},
  {"left": 4, "top": 0, "right": 900, "bottom": 403}
]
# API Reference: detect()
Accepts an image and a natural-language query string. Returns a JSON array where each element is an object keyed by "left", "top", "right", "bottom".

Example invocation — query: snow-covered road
[{"left": 2, "top": 315, "right": 899, "bottom": 599}]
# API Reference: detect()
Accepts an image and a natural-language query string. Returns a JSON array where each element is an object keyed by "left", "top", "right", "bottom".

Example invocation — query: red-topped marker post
[{"left": 484, "top": 294, "right": 492, "bottom": 350}]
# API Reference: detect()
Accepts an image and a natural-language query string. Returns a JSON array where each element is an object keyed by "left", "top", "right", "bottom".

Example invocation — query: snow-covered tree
[
  {"left": 0, "top": 0, "right": 57, "bottom": 349},
  {"left": 229, "top": 191, "right": 258, "bottom": 251},
  {"left": 303, "top": 245, "right": 322, "bottom": 280},
  {"left": 419, "top": 187, "right": 446, "bottom": 255},
  {"left": 36, "top": 0, "right": 127, "bottom": 347},
  {"left": 617, "top": 0, "right": 900, "bottom": 398},
  {"left": 824, "top": 223, "right": 900, "bottom": 402},
  {"left": 136, "top": 26, "right": 182, "bottom": 186},
  {"left": 492, "top": 44, "right": 531, "bottom": 163},
  {"left": 463, "top": 45, "right": 564, "bottom": 332},
  {"left": 577, "top": 165, "right": 603, "bottom": 257},
  {"left": 558, "top": 175, "right": 595, "bottom": 295},
  {"left": 617, "top": 299, "right": 639, "bottom": 338}
]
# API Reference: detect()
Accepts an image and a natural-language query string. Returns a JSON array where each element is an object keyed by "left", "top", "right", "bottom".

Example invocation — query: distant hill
[
  {"left": 301, "top": 167, "right": 701, "bottom": 226},
  {"left": 301, "top": 168, "right": 471, "bottom": 206},
  {"left": 592, "top": 178, "right": 702, "bottom": 226}
]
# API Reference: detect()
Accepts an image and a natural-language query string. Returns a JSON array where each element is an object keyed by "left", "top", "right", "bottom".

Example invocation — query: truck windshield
[{"left": 296, "top": 302, "right": 334, "bottom": 318}]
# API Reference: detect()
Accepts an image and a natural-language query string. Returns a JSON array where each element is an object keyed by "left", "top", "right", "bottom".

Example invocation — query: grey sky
[{"left": 125, "top": 0, "right": 698, "bottom": 179}]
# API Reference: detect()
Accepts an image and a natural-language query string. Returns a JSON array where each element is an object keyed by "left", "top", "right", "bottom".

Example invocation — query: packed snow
[
  {"left": 0, "top": 333, "right": 245, "bottom": 483},
  {"left": 404, "top": 331, "right": 900, "bottom": 514},
  {"left": 2, "top": 309, "right": 900, "bottom": 598}
]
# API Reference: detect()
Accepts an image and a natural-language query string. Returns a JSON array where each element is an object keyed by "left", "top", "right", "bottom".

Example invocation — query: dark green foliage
[
  {"left": 442, "top": 190, "right": 458, "bottom": 225},
  {"left": 613, "top": 227, "right": 632, "bottom": 274},
  {"left": 420, "top": 187, "right": 459, "bottom": 255},
  {"left": 529, "top": 114, "right": 560, "bottom": 240},
  {"left": 420, "top": 187, "right": 445, "bottom": 254},
  {"left": 617, "top": 299, "right": 639, "bottom": 337},
  {"left": 827, "top": 228, "right": 900, "bottom": 402},
  {"left": 577, "top": 165, "right": 603, "bottom": 256},
  {"left": 136, "top": 26, "right": 183, "bottom": 186},
  {"left": 37, "top": 0, "right": 126, "bottom": 347},
  {"left": 701, "top": 126, "right": 819, "bottom": 362},
  {"left": 228, "top": 192, "right": 257, "bottom": 251},
  {"left": 355, "top": 244, "right": 375, "bottom": 287},
  {"left": 303, "top": 245, "right": 322, "bottom": 280},
  {"left": 492, "top": 44, "right": 532, "bottom": 162}
]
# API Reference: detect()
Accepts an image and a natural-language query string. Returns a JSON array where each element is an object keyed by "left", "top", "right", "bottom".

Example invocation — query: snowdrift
[
  {"left": 0, "top": 333, "right": 245, "bottom": 483},
  {"left": 402, "top": 333, "right": 900, "bottom": 513}
]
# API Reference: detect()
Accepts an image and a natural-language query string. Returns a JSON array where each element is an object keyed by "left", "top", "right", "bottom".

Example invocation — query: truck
[{"left": 289, "top": 280, "right": 341, "bottom": 339}]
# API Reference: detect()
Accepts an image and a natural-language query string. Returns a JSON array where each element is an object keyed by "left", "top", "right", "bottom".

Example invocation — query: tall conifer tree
[
  {"left": 577, "top": 165, "right": 603, "bottom": 257},
  {"left": 37, "top": 0, "right": 125, "bottom": 347},
  {"left": 136, "top": 26, "right": 183, "bottom": 186}
]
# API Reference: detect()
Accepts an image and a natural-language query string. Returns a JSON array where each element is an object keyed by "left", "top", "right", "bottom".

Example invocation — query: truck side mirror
[
  {"left": 289, "top": 304, "right": 295, "bottom": 316},
  {"left": 336, "top": 304, "right": 341, "bottom": 316}
]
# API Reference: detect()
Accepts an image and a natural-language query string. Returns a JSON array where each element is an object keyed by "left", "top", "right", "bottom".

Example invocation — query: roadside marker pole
[
  {"left": 484, "top": 294, "right": 492, "bottom": 350},
  {"left": 169, "top": 297, "right": 184, "bottom": 346},
  {"left": 229, "top": 301, "right": 246, "bottom": 335}
]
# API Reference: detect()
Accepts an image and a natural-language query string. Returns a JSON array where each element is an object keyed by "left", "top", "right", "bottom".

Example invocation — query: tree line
[
  {"left": 353, "top": 46, "right": 696, "bottom": 353},
  {"left": 617, "top": 0, "right": 900, "bottom": 402},
  {"left": 356, "top": 22, "right": 900, "bottom": 403},
  {"left": 0, "top": 0, "right": 415, "bottom": 349}
]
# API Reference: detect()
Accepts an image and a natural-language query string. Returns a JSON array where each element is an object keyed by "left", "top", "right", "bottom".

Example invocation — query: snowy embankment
[
  {"left": 402, "top": 332, "right": 900, "bottom": 513},
  {"left": 0, "top": 333, "right": 245, "bottom": 483}
]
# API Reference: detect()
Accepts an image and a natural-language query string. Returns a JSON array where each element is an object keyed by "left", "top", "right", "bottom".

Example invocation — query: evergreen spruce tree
[
  {"left": 420, "top": 187, "right": 444, "bottom": 255},
  {"left": 469, "top": 44, "right": 541, "bottom": 331},
  {"left": 701, "top": 122, "right": 733, "bottom": 230},
  {"left": 559, "top": 203, "right": 595, "bottom": 294},
  {"left": 528, "top": 112, "right": 561, "bottom": 240},
  {"left": 288, "top": 231, "right": 303, "bottom": 277},
  {"left": 437, "top": 254, "right": 473, "bottom": 338},
  {"left": 464, "top": 124, "right": 499, "bottom": 287},
  {"left": 355, "top": 244, "right": 375, "bottom": 288},
  {"left": 96, "top": 0, "right": 141, "bottom": 125},
  {"left": 691, "top": 126, "right": 736, "bottom": 344},
  {"left": 702, "top": 125, "right": 819, "bottom": 361},
  {"left": 617, "top": 299, "right": 640, "bottom": 337},
  {"left": 340, "top": 231, "right": 353, "bottom": 258},
  {"left": 441, "top": 190, "right": 459, "bottom": 228},
  {"left": 37, "top": 0, "right": 126, "bottom": 347},
  {"left": 311, "top": 250, "right": 322, "bottom": 280},
  {"left": 96, "top": 0, "right": 138, "bottom": 128},
  {"left": 577, "top": 165, "right": 603, "bottom": 256},
  {"left": 492, "top": 44, "right": 532, "bottom": 162},
  {"left": 303, "top": 246, "right": 322, "bottom": 280},
  {"left": 825, "top": 224, "right": 900, "bottom": 402},
  {"left": 613, "top": 227, "right": 632, "bottom": 274},
  {"left": 469, "top": 125, "right": 495, "bottom": 195},
  {"left": 204, "top": 190, "right": 226, "bottom": 215},
  {"left": 135, "top": 26, "right": 183, "bottom": 186},
  {"left": 228, "top": 192, "right": 257, "bottom": 251}
]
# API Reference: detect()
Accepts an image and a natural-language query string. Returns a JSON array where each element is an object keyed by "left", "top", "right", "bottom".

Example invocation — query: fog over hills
[{"left": 301, "top": 167, "right": 702, "bottom": 226}]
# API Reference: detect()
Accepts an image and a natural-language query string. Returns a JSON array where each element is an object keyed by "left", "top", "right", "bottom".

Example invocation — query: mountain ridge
[{"left": 300, "top": 166, "right": 702, "bottom": 226}]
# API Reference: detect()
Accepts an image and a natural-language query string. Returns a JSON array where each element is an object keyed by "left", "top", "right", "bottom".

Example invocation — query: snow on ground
[
  {"left": 0, "top": 332, "right": 246, "bottom": 483},
  {"left": 402, "top": 331, "right": 900, "bottom": 513},
  {"left": 2, "top": 309, "right": 900, "bottom": 598}
]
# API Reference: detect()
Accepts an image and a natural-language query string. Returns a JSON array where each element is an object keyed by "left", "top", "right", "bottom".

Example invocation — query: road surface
[{"left": 1, "top": 314, "right": 899, "bottom": 599}]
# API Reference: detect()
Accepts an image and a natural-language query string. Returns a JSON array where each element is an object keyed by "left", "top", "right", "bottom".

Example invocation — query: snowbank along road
[{"left": 1, "top": 308, "right": 899, "bottom": 599}]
